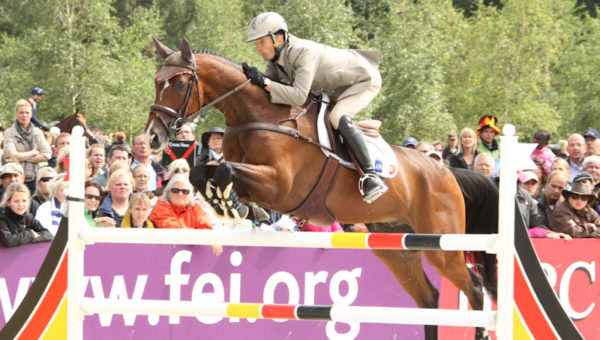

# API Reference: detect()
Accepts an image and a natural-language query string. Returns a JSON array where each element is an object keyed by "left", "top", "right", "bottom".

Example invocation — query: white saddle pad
[{"left": 316, "top": 94, "right": 398, "bottom": 179}]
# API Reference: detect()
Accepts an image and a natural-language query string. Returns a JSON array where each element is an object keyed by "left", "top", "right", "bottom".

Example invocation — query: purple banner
[{"left": 1, "top": 242, "right": 440, "bottom": 339}]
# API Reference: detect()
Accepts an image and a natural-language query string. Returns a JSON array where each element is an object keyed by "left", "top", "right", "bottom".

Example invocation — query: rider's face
[{"left": 255, "top": 36, "right": 276, "bottom": 61}]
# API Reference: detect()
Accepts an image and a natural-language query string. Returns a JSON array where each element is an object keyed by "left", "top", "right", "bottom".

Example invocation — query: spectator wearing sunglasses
[
  {"left": 153, "top": 159, "right": 191, "bottom": 197},
  {"left": 32, "top": 166, "right": 57, "bottom": 205},
  {"left": 35, "top": 174, "right": 68, "bottom": 235},
  {"left": 550, "top": 181, "right": 600, "bottom": 238},
  {"left": 150, "top": 174, "right": 222, "bottom": 255},
  {"left": 83, "top": 180, "right": 104, "bottom": 227}
]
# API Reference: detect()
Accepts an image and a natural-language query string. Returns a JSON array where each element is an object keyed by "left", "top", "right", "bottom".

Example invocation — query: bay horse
[
  {"left": 54, "top": 110, "right": 95, "bottom": 145},
  {"left": 145, "top": 38, "right": 498, "bottom": 340}
]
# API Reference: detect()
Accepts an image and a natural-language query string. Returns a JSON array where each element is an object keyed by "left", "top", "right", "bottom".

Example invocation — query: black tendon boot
[{"left": 337, "top": 115, "right": 388, "bottom": 203}]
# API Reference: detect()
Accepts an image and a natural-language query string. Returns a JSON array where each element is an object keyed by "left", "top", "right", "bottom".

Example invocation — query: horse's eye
[{"left": 175, "top": 80, "right": 187, "bottom": 90}]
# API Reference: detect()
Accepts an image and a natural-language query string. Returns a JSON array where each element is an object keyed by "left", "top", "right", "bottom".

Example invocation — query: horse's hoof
[{"left": 475, "top": 327, "right": 490, "bottom": 340}]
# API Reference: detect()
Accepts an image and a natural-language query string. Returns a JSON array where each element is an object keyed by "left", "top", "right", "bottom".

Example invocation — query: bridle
[{"left": 149, "top": 60, "right": 250, "bottom": 138}]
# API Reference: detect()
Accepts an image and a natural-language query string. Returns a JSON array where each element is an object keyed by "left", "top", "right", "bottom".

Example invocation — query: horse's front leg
[{"left": 190, "top": 161, "right": 281, "bottom": 221}]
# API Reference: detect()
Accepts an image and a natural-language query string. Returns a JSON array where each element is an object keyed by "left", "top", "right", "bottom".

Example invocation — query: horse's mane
[{"left": 193, "top": 50, "right": 240, "bottom": 67}]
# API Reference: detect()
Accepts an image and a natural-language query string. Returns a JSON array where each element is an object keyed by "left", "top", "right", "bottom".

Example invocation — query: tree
[{"left": 0, "top": 0, "right": 161, "bottom": 140}]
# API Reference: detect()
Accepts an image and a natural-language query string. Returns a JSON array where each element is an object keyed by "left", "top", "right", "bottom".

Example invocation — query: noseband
[
  {"left": 149, "top": 62, "right": 202, "bottom": 137},
  {"left": 149, "top": 61, "right": 251, "bottom": 138}
]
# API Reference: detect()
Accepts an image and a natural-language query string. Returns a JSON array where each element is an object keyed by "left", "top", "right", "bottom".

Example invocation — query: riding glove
[{"left": 242, "top": 62, "right": 267, "bottom": 88}]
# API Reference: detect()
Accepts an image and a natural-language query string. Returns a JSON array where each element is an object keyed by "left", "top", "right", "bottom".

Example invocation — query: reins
[
  {"left": 149, "top": 60, "right": 251, "bottom": 137},
  {"left": 225, "top": 95, "right": 335, "bottom": 153},
  {"left": 150, "top": 59, "right": 333, "bottom": 152}
]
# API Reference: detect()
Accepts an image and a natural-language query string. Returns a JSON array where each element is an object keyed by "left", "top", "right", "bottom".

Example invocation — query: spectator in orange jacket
[{"left": 150, "top": 174, "right": 222, "bottom": 255}]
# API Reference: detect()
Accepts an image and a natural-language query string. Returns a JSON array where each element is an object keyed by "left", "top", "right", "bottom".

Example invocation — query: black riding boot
[{"left": 337, "top": 115, "right": 388, "bottom": 204}]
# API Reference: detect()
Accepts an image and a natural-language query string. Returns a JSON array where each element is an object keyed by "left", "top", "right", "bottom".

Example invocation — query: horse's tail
[{"left": 450, "top": 167, "right": 499, "bottom": 300}]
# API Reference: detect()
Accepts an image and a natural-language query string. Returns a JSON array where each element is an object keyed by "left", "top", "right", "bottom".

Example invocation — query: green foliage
[
  {"left": 371, "top": 0, "right": 462, "bottom": 144},
  {"left": 1, "top": 0, "right": 600, "bottom": 145}
]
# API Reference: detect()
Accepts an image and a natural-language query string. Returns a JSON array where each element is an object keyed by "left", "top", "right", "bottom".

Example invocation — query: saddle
[{"left": 285, "top": 93, "right": 397, "bottom": 226}]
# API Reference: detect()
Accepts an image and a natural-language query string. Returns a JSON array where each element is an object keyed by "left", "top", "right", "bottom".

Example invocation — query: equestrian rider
[
  {"left": 243, "top": 12, "right": 388, "bottom": 204},
  {"left": 27, "top": 87, "right": 50, "bottom": 132}
]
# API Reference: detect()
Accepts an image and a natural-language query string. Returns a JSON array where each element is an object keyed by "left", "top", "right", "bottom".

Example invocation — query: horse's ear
[
  {"left": 181, "top": 37, "right": 194, "bottom": 65},
  {"left": 153, "top": 36, "right": 174, "bottom": 59}
]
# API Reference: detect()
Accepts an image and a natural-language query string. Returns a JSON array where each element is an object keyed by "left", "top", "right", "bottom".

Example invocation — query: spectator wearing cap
[
  {"left": 402, "top": 137, "right": 418, "bottom": 149},
  {"left": 566, "top": 133, "right": 587, "bottom": 183},
  {"left": 0, "top": 163, "right": 24, "bottom": 202},
  {"left": 27, "top": 87, "right": 50, "bottom": 132},
  {"left": 131, "top": 134, "right": 167, "bottom": 191},
  {"left": 530, "top": 129, "right": 556, "bottom": 175},
  {"left": 4, "top": 99, "right": 52, "bottom": 194},
  {"left": 442, "top": 133, "right": 458, "bottom": 160},
  {"left": 584, "top": 129, "right": 600, "bottom": 157},
  {"left": 477, "top": 115, "right": 500, "bottom": 159},
  {"left": 0, "top": 162, "right": 40, "bottom": 215},
  {"left": 582, "top": 156, "right": 600, "bottom": 192},
  {"left": 550, "top": 181, "right": 600, "bottom": 238},
  {"left": 195, "top": 127, "right": 225, "bottom": 166},
  {"left": 449, "top": 127, "right": 479, "bottom": 170},
  {"left": 536, "top": 170, "right": 569, "bottom": 226},
  {"left": 516, "top": 177, "right": 570, "bottom": 240},
  {"left": 518, "top": 171, "right": 540, "bottom": 197},
  {"left": 572, "top": 171, "right": 594, "bottom": 191}
]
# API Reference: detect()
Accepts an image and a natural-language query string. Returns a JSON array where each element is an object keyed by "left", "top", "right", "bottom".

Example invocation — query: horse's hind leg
[
  {"left": 370, "top": 248, "right": 440, "bottom": 340},
  {"left": 424, "top": 250, "right": 489, "bottom": 340}
]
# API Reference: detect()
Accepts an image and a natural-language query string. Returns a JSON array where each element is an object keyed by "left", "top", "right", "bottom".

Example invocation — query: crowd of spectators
[{"left": 2, "top": 87, "right": 599, "bottom": 250}]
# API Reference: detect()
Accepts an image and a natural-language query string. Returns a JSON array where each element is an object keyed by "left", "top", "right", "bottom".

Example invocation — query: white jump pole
[
  {"left": 495, "top": 124, "right": 517, "bottom": 339},
  {"left": 79, "top": 299, "right": 497, "bottom": 329},
  {"left": 67, "top": 125, "right": 87, "bottom": 340},
  {"left": 79, "top": 227, "right": 499, "bottom": 252}
]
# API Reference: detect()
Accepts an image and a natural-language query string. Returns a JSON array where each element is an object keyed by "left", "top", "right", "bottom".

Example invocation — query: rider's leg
[
  {"left": 330, "top": 73, "right": 386, "bottom": 203},
  {"left": 336, "top": 115, "right": 388, "bottom": 203}
]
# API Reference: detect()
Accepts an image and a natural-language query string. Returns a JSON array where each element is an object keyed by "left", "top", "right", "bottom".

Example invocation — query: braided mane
[{"left": 193, "top": 50, "right": 241, "bottom": 67}]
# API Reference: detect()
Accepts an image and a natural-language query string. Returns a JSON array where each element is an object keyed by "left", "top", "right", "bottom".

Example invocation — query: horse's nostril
[{"left": 149, "top": 133, "right": 161, "bottom": 149}]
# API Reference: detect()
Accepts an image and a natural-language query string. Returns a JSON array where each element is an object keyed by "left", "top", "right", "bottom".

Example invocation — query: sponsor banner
[
  {"left": 439, "top": 239, "right": 599, "bottom": 339},
  {"left": 1, "top": 242, "right": 438, "bottom": 339},
  {"left": 2, "top": 239, "right": 596, "bottom": 339}
]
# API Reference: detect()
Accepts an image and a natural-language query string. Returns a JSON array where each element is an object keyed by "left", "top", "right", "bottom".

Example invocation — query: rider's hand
[{"left": 242, "top": 62, "right": 267, "bottom": 88}]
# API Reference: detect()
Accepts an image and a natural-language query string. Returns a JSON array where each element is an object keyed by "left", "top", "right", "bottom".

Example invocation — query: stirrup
[{"left": 358, "top": 173, "right": 388, "bottom": 204}]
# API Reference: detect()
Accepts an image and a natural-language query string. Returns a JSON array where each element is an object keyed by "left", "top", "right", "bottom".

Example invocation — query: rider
[
  {"left": 27, "top": 87, "right": 50, "bottom": 132},
  {"left": 243, "top": 12, "right": 388, "bottom": 204}
]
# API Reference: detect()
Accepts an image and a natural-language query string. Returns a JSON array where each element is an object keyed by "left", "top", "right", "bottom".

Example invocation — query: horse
[
  {"left": 145, "top": 37, "right": 498, "bottom": 340},
  {"left": 54, "top": 110, "right": 95, "bottom": 145}
]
